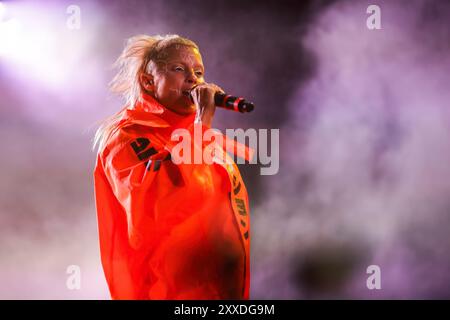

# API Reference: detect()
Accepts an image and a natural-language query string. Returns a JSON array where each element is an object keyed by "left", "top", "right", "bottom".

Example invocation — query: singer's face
[{"left": 150, "top": 45, "right": 205, "bottom": 115}]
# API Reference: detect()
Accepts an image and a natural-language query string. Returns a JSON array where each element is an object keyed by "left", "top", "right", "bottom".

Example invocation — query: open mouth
[
  {"left": 182, "top": 85, "right": 198, "bottom": 97},
  {"left": 181, "top": 88, "right": 196, "bottom": 104},
  {"left": 181, "top": 90, "right": 194, "bottom": 104}
]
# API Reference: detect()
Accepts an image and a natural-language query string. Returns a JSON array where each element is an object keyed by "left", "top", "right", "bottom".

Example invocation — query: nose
[{"left": 185, "top": 69, "right": 200, "bottom": 85}]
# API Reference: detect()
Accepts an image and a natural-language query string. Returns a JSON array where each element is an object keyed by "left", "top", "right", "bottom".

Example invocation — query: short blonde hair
[{"left": 92, "top": 34, "right": 199, "bottom": 153}]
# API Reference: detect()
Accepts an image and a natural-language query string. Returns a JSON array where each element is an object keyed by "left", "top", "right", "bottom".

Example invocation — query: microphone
[
  {"left": 186, "top": 89, "right": 255, "bottom": 113},
  {"left": 214, "top": 93, "right": 255, "bottom": 113}
]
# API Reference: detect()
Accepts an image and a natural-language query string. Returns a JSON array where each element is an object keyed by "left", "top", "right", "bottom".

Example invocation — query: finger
[
  {"left": 209, "top": 83, "right": 225, "bottom": 94},
  {"left": 195, "top": 82, "right": 222, "bottom": 92},
  {"left": 192, "top": 85, "right": 213, "bottom": 101}
]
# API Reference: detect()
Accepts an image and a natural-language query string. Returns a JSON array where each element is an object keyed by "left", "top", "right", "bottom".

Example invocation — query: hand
[{"left": 190, "top": 82, "right": 225, "bottom": 128}]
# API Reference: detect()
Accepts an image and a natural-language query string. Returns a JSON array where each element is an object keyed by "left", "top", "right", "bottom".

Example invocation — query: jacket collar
[
  {"left": 120, "top": 93, "right": 254, "bottom": 162},
  {"left": 126, "top": 93, "right": 195, "bottom": 129}
]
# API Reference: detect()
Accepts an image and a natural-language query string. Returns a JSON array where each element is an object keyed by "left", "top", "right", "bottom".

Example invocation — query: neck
[{"left": 138, "top": 93, "right": 195, "bottom": 129}]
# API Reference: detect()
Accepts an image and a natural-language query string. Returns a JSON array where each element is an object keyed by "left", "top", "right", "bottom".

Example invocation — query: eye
[
  {"left": 174, "top": 66, "right": 184, "bottom": 72},
  {"left": 195, "top": 71, "right": 203, "bottom": 76}
]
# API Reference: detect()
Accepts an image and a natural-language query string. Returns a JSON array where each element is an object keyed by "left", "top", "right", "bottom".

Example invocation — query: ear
[{"left": 139, "top": 73, "right": 155, "bottom": 94}]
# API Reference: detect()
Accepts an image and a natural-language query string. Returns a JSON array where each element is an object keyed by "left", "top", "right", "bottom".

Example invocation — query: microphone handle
[{"left": 214, "top": 93, "right": 254, "bottom": 113}]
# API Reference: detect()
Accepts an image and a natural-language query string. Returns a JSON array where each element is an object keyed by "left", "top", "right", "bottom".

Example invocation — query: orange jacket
[{"left": 93, "top": 94, "right": 251, "bottom": 299}]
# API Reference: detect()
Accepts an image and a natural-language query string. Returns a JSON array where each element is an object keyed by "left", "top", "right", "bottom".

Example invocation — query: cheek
[{"left": 157, "top": 75, "right": 182, "bottom": 96}]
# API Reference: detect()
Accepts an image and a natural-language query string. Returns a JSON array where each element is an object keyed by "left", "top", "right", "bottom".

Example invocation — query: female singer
[{"left": 93, "top": 34, "right": 251, "bottom": 299}]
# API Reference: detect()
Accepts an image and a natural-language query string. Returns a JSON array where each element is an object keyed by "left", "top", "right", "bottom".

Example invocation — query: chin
[
  {"left": 173, "top": 104, "right": 196, "bottom": 115},
  {"left": 183, "top": 105, "right": 197, "bottom": 115},
  {"left": 181, "top": 101, "right": 197, "bottom": 113}
]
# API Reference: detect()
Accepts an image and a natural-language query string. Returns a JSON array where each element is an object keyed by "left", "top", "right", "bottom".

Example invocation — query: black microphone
[
  {"left": 214, "top": 93, "right": 255, "bottom": 113},
  {"left": 186, "top": 89, "right": 255, "bottom": 113}
]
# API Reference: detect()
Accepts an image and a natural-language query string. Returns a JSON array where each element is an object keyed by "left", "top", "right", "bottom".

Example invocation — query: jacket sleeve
[{"left": 100, "top": 124, "right": 184, "bottom": 250}]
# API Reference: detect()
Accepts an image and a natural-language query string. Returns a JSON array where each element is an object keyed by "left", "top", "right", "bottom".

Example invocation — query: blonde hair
[{"left": 92, "top": 34, "right": 199, "bottom": 153}]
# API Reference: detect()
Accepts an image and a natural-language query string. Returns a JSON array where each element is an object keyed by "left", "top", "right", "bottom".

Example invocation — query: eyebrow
[{"left": 170, "top": 61, "right": 204, "bottom": 70}]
